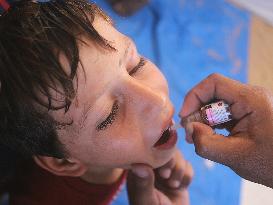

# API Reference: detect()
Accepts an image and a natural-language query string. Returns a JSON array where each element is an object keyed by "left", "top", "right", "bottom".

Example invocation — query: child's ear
[{"left": 33, "top": 156, "right": 87, "bottom": 177}]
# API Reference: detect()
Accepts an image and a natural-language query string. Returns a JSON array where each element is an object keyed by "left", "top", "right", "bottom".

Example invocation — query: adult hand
[
  {"left": 180, "top": 73, "right": 273, "bottom": 188},
  {"left": 127, "top": 149, "right": 193, "bottom": 205}
]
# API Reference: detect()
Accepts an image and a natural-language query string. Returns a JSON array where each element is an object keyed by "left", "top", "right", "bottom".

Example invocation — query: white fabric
[
  {"left": 240, "top": 180, "right": 273, "bottom": 205},
  {"left": 230, "top": 0, "right": 273, "bottom": 26}
]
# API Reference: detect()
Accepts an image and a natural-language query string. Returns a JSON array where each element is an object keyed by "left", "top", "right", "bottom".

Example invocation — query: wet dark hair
[{"left": 0, "top": 0, "right": 112, "bottom": 186}]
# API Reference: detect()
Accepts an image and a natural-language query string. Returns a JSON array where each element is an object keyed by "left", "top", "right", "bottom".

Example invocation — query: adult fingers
[
  {"left": 127, "top": 164, "right": 157, "bottom": 205},
  {"left": 157, "top": 157, "right": 176, "bottom": 179},
  {"left": 167, "top": 160, "right": 193, "bottom": 189},
  {"left": 179, "top": 73, "right": 246, "bottom": 118},
  {"left": 186, "top": 122, "right": 251, "bottom": 166}
]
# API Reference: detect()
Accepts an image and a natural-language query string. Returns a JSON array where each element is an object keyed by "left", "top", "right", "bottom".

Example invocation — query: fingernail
[
  {"left": 131, "top": 167, "right": 149, "bottom": 178},
  {"left": 169, "top": 180, "right": 181, "bottom": 188},
  {"left": 159, "top": 168, "right": 171, "bottom": 179}
]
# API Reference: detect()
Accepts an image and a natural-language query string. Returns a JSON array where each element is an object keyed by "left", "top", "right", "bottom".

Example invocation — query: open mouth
[
  {"left": 153, "top": 126, "right": 177, "bottom": 150},
  {"left": 154, "top": 127, "right": 172, "bottom": 146}
]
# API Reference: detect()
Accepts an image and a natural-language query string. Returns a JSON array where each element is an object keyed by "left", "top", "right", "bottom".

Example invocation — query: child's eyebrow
[{"left": 119, "top": 39, "right": 131, "bottom": 67}]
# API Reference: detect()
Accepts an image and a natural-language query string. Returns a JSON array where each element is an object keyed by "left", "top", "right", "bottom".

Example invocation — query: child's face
[{"left": 56, "top": 16, "right": 177, "bottom": 170}]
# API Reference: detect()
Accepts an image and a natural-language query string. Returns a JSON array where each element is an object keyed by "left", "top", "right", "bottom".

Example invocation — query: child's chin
[{"left": 151, "top": 148, "right": 177, "bottom": 168}]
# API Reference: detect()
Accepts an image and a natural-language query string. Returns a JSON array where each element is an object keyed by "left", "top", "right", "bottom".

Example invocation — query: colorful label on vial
[{"left": 203, "top": 101, "right": 232, "bottom": 126}]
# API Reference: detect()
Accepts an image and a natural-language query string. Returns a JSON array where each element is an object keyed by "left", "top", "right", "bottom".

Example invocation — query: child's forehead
[
  {"left": 66, "top": 39, "right": 134, "bottom": 120},
  {"left": 51, "top": 14, "right": 133, "bottom": 115}
]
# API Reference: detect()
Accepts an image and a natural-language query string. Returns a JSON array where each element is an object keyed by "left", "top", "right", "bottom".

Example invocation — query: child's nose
[{"left": 125, "top": 79, "right": 167, "bottom": 114}]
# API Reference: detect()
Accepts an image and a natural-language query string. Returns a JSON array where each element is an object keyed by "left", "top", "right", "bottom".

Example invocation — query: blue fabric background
[{"left": 93, "top": 0, "right": 250, "bottom": 204}]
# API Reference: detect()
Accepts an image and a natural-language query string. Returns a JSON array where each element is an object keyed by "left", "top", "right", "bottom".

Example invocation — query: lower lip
[{"left": 155, "top": 130, "right": 178, "bottom": 150}]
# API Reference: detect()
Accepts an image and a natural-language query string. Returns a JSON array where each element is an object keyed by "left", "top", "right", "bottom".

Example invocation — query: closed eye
[
  {"left": 129, "top": 57, "right": 146, "bottom": 76},
  {"left": 96, "top": 57, "right": 146, "bottom": 131},
  {"left": 96, "top": 101, "right": 119, "bottom": 131}
]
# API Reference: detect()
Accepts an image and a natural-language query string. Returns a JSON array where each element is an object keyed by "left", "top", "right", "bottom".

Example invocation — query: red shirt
[{"left": 9, "top": 163, "right": 126, "bottom": 205}]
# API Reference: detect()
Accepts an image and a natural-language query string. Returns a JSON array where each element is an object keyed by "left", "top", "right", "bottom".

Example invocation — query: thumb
[
  {"left": 186, "top": 122, "right": 245, "bottom": 166},
  {"left": 127, "top": 164, "right": 157, "bottom": 205}
]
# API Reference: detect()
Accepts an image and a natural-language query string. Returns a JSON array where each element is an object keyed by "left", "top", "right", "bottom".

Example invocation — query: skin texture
[
  {"left": 34, "top": 15, "right": 193, "bottom": 204},
  {"left": 60, "top": 15, "right": 175, "bottom": 172},
  {"left": 179, "top": 73, "right": 273, "bottom": 188}
]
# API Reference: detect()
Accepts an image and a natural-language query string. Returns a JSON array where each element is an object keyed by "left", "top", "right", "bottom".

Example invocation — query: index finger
[{"left": 179, "top": 73, "right": 245, "bottom": 117}]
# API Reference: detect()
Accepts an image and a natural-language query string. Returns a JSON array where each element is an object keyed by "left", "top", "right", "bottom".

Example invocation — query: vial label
[{"left": 203, "top": 101, "right": 232, "bottom": 126}]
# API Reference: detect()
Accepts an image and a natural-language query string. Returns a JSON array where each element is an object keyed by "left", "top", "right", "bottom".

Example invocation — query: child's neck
[{"left": 80, "top": 167, "right": 124, "bottom": 184}]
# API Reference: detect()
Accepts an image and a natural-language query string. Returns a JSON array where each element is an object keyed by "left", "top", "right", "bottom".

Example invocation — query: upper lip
[{"left": 153, "top": 106, "right": 175, "bottom": 146}]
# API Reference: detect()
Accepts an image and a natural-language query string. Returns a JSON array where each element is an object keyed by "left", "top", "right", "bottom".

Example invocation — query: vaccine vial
[{"left": 181, "top": 100, "right": 232, "bottom": 127}]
